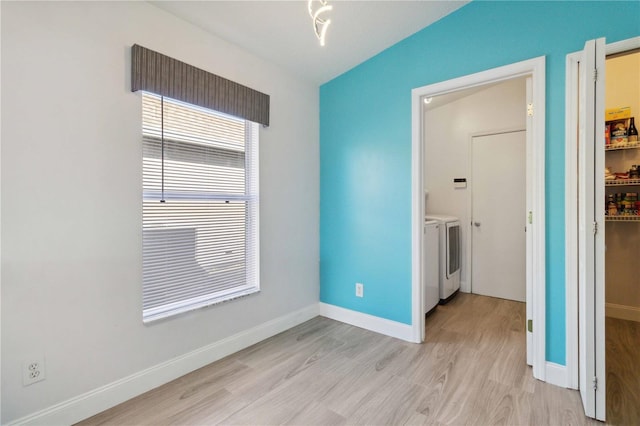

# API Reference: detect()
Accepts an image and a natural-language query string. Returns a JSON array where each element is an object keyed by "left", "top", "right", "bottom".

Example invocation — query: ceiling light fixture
[{"left": 308, "top": 0, "right": 332, "bottom": 47}]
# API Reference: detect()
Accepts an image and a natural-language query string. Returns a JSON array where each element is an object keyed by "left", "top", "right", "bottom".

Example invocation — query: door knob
[{"left": 474, "top": 222, "right": 481, "bottom": 227}]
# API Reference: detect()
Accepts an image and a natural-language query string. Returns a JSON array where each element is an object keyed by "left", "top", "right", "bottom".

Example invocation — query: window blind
[{"left": 142, "top": 92, "right": 259, "bottom": 323}]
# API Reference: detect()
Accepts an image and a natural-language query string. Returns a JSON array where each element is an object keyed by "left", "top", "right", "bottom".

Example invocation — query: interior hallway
[{"left": 79, "top": 293, "right": 597, "bottom": 425}]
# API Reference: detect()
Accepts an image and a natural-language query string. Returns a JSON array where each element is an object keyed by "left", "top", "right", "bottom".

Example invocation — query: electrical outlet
[
  {"left": 23, "top": 357, "right": 46, "bottom": 386},
  {"left": 355, "top": 282, "right": 364, "bottom": 298}
]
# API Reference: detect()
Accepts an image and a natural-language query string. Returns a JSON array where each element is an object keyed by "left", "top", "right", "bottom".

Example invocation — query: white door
[
  {"left": 578, "top": 37, "right": 606, "bottom": 421},
  {"left": 471, "top": 130, "right": 526, "bottom": 302}
]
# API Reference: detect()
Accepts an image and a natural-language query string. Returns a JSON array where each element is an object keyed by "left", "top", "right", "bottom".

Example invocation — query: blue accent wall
[{"left": 320, "top": 1, "right": 639, "bottom": 365}]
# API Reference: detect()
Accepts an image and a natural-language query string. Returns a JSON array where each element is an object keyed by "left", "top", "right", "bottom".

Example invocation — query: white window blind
[{"left": 142, "top": 92, "right": 259, "bottom": 323}]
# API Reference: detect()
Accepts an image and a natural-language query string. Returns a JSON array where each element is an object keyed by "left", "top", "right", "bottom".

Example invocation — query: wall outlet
[
  {"left": 355, "top": 282, "right": 364, "bottom": 298},
  {"left": 23, "top": 357, "right": 46, "bottom": 386}
]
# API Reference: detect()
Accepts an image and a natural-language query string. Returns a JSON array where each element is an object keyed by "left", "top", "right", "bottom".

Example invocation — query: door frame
[
  {"left": 469, "top": 128, "right": 527, "bottom": 301},
  {"left": 411, "top": 56, "right": 547, "bottom": 381},
  {"left": 564, "top": 36, "right": 640, "bottom": 395}
]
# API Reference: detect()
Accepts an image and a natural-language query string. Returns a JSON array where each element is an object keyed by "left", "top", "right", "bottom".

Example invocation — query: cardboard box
[
  {"left": 610, "top": 120, "right": 628, "bottom": 137},
  {"left": 606, "top": 107, "right": 631, "bottom": 121},
  {"left": 611, "top": 135, "right": 628, "bottom": 147}
]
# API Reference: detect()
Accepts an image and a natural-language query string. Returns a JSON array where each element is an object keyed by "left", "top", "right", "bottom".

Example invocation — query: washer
[
  {"left": 423, "top": 219, "right": 440, "bottom": 315},
  {"left": 425, "top": 214, "right": 461, "bottom": 303}
]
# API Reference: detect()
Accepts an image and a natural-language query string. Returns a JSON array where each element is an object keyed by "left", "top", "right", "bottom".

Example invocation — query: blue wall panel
[{"left": 320, "top": 1, "right": 639, "bottom": 364}]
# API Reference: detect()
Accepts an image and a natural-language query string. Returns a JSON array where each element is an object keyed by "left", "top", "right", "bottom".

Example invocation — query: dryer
[{"left": 425, "top": 214, "right": 461, "bottom": 303}]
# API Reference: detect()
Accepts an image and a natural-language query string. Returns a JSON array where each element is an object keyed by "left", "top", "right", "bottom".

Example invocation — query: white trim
[
  {"left": 411, "top": 55, "right": 546, "bottom": 380},
  {"left": 0, "top": 2, "right": 3, "bottom": 420},
  {"left": 565, "top": 48, "right": 581, "bottom": 391},
  {"left": 411, "top": 87, "right": 425, "bottom": 343},
  {"left": 6, "top": 304, "right": 320, "bottom": 426},
  {"left": 564, "top": 35, "right": 640, "bottom": 392},
  {"left": 319, "top": 303, "right": 414, "bottom": 342},
  {"left": 525, "top": 76, "right": 533, "bottom": 367},
  {"left": 606, "top": 303, "right": 640, "bottom": 322},
  {"left": 530, "top": 57, "right": 547, "bottom": 382},
  {"left": 606, "top": 36, "right": 640, "bottom": 54},
  {"left": 546, "top": 361, "right": 568, "bottom": 388}
]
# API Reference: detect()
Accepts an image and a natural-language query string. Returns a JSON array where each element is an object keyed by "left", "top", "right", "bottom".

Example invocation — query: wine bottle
[{"left": 628, "top": 117, "right": 638, "bottom": 143}]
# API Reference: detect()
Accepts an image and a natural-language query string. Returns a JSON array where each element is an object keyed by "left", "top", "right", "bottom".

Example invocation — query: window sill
[{"left": 143, "top": 286, "right": 260, "bottom": 324}]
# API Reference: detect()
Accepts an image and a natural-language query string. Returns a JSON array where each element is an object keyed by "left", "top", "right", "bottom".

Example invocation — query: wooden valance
[{"left": 131, "top": 44, "right": 270, "bottom": 126}]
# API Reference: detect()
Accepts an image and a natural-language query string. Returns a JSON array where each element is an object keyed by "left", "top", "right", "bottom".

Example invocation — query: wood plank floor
[
  {"left": 78, "top": 293, "right": 598, "bottom": 425},
  {"left": 606, "top": 317, "right": 640, "bottom": 425}
]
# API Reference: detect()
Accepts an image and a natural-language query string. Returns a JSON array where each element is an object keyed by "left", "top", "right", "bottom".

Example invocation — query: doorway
[
  {"left": 602, "top": 49, "right": 640, "bottom": 425},
  {"left": 410, "top": 56, "right": 546, "bottom": 381},
  {"left": 565, "top": 36, "right": 640, "bottom": 421}
]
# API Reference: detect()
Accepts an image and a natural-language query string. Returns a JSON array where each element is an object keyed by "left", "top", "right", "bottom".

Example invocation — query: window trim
[{"left": 141, "top": 93, "right": 260, "bottom": 324}]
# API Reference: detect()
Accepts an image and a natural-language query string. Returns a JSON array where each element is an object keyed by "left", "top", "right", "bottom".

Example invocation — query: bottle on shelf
[{"left": 628, "top": 117, "right": 638, "bottom": 143}]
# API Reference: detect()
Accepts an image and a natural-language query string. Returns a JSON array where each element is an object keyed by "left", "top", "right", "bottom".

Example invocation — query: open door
[{"left": 577, "top": 37, "right": 606, "bottom": 421}]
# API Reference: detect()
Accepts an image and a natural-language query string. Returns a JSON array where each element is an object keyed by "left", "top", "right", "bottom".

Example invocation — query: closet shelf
[
  {"left": 605, "top": 141, "right": 640, "bottom": 151},
  {"left": 605, "top": 178, "right": 640, "bottom": 186},
  {"left": 605, "top": 215, "right": 640, "bottom": 222}
]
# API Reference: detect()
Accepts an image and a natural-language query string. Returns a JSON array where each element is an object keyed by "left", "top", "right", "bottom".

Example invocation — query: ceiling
[
  {"left": 150, "top": 1, "right": 469, "bottom": 85},
  {"left": 423, "top": 81, "right": 505, "bottom": 111}
]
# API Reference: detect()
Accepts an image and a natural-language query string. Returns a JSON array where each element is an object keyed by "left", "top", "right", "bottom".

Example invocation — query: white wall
[
  {"left": 424, "top": 78, "right": 526, "bottom": 290},
  {"left": 1, "top": 1, "right": 319, "bottom": 422}
]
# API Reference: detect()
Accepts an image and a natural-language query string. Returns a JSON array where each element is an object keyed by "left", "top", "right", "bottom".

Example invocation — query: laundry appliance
[
  {"left": 425, "top": 214, "right": 461, "bottom": 303},
  {"left": 423, "top": 219, "right": 440, "bottom": 315}
]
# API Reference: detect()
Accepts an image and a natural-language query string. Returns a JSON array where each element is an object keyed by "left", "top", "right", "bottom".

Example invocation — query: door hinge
[
  {"left": 528, "top": 211, "right": 533, "bottom": 224},
  {"left": 593, "top": 68, "right": 598, "bottom": 82},
  {"left": 592, "top": 376, "right": 598, "bottom": 391},
  {"left": 527, "top": 319, "right": 533, "bottom": 333},
  {"left": 593, "top": 221, "right": 599, "bottom": 235},
  {"left": 527, "top": 103, "right": 534, "bottom": 117}
]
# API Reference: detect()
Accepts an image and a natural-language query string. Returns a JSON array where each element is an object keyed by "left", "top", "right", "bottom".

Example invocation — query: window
[
  {"left": 141, "top": 92, "right": 259, "bottom": 323},
  {"left": 130, "top": 44, "right": 268, "bottom": 323}
]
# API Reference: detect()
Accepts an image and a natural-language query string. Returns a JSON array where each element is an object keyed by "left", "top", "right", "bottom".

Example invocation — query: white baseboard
[
  {"left": 7, "top": 304, "right": 320, "bottom": 426},
  {"left": 319, "top": 302, "right": 414, "bottom": 342},
  {"left": 545, "top": 361, "right": 568, "bottom": 388},
  {"left": 606, "top": 303, "right": 640, "bottom": 322}
]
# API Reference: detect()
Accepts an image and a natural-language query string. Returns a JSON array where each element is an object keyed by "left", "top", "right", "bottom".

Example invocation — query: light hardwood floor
[
  {"left": 79, "top": 293, "right": 598, "bottom": 425},
  {"left": 606, "top": 317, "right": 640, "bottom": 425}
]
